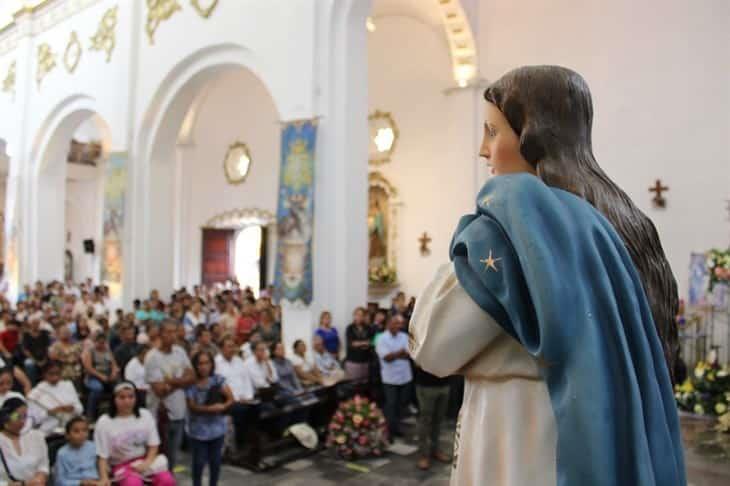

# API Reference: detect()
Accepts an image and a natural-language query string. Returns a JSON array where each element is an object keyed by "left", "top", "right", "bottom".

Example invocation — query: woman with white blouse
[
  {"left": 0, "top": 397, "right": 49, "bottom": 485},
  {"left": 95, "top": 382, "right": 175, "bottom": 486},
  {"left": 27, "top": 361, "right": 83, "bottom": 436}
]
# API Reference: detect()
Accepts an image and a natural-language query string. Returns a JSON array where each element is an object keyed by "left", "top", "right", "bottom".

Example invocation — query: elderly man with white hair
[{"left": 312, "top": 335, "right": 344, "bottom": 386}]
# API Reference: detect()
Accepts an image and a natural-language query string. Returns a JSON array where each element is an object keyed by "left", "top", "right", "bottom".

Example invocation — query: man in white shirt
[
  {"left": 216, "top": 337, "right": 255, "bottom": 402},
  {"left": 245, "top": 341, "right": 278, "bottom": 390},
  {"left": 376, "top": 314, "right": 412, "bottom": 439},
  {"left": 215, "top": 336, "right": 259, "bottom": 452},
  {"left": 312, "top": 336, "right": 345, "bottom": 386},
  {"left": 144, "top": 320, "right": 195, "bottom": 471}
]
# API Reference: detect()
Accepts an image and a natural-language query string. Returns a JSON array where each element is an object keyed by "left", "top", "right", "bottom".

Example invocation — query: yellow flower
[
  {"left": 715, "top": 403, "right": 728, "bottom": 415},
  {"left": 694, "top": 404, "right": 705, "bottom": 415},
  {"left": 717, "top": 412, "right": 730, "bottom": 433},
  {"left": 678, "top": 380, "right": 694, "bottom": 393}
]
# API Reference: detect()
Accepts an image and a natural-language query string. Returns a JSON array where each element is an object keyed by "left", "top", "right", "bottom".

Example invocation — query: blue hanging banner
[{"left": 274, "top": 120, "right": 317, "bottom": 305}]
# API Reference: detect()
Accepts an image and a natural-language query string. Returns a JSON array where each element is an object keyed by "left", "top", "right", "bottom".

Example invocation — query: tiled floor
[{"left": 176, "top": 415, "right": 730, "bottom": 485}]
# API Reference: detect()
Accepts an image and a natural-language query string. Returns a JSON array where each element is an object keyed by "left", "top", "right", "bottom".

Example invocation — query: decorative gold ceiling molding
[
  {"left": 2, "top": 61, "right": 15, "bottom": 95},
  {"left": 36, "top": 42, "right": 56, "bottom": 89},
  {"left": 190, "top": 0, "right": 219, "bottom": 19},
  {"left": 0, "top": 0, "right": 104, "bottom": 57},
  {"left": 12, "top": 0, "right": 55, "bottom": 18},
  {"left": 433, "top": 0, "right": 478, "bottom": 87},
  {"left": 90, "top": 5, "right": 117, "bottom": 62},
  {"left": 146, "top": 0, "right": 182, "bottom": 45}
]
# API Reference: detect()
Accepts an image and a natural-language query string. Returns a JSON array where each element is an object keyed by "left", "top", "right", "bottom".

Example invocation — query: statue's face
[{"left": 480, "top": 102, "right": 535, "bottom": 176}]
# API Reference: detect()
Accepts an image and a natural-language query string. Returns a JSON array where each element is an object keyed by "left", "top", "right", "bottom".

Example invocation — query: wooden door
[{"left": 201, "top": 228, "right": 234, "bottom": 285}]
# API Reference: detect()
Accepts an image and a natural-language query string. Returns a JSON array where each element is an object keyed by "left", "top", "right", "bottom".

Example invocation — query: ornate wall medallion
[
  {"left": 223, "top": 142, "right": 252, "bottom": 185},
  {"left": 146, "top": 0, "right": 182, "bottom": 45},
  {"left": 36, "top": 43, "right": 56, "bottom": 88},
  {"left": 368, "top": 110, "right": 399, "bottom": 166},
  {"left": 64, "top": 31, "right": 82, "bottom": 73},
  {"left": 2, "top": 61, "right": 15, "bottom": 94},
  {"left": 191, "top": 0, "right": 219, "bottom": 18},
  {"left": 90, "top": 6, "right": 118, "bottom": 62}
]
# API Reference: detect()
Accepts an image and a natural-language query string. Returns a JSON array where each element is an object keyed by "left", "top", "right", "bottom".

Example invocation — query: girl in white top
[
  {"left": 0, "top": 397, "right": 49, "bottom": 484},
  {"left": 95, "top": 382, "right": 175, "bottom": 486},
  {"left": 27, "top": 361, "right": 83, "bottom": 436}
]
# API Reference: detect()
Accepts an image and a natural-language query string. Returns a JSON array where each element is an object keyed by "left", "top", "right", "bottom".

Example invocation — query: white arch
[
  {"left": 136, "top": 42, "right": 281, "bottom": 169},
  {"left": 29, "top": 94, "right": 111, "bottom": 282},
  {"left": 131, "top": 42, "right": 282, "bottom": 301},
  {"left": 30, "top": 94, "right": 112, "bottom": 177}
]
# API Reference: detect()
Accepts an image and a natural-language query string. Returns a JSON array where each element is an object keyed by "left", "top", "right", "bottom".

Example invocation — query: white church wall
[
  {"left": 182, "top": 69, "right": 280, "bottom": 288},
  {"left": 476, "top": 0, "right": 730, "bottom": 300},
  {"left": 368, "top": 16, "right": 474, "bottom": 301}
]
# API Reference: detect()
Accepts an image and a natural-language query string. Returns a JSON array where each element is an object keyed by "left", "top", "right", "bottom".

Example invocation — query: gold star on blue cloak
[{"left": 479, "top": 250, "right": 501, "bottom": 272}]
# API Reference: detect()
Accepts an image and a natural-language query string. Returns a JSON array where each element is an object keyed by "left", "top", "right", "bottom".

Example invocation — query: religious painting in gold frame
[
  {"left": 223, "top": 142, "right": 252, "bottom": 185},
  {"left": 368, "top": 172, "right": 400, "bottom": 289}
]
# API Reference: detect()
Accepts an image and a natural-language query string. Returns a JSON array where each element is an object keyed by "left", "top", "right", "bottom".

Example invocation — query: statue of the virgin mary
[{"left": 409, "top": 66, "right": 686, "bottom": 486}]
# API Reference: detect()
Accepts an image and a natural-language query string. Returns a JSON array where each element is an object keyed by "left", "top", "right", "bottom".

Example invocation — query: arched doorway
[
  {"left": 201, "top": 208, "right": 276, "bottom": 297},
  {"left": 31, "top": 103, "right": 111, "bottom": 285},
  {"left": 137, "top": 47, "right": 281, "bottom": 299}
]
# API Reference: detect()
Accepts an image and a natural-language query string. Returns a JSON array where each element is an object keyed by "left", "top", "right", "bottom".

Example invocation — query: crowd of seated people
[{"left": 0, "top": 279, "right": 456, "bottom": 485}]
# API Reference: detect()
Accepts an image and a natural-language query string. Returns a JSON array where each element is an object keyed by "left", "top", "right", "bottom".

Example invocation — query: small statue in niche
[{"left": 368, "top": 194, "right": 387, "bottom": 269}]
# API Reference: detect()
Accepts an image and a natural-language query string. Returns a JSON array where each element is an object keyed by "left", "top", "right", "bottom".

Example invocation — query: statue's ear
[{"left": 519, "top": 122, "right": 547, "bottom": 165}]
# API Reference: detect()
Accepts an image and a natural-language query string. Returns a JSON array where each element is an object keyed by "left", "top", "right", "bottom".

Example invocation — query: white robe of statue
[{"left": 409, "top": 262, "right": 557, "bottom": 486}]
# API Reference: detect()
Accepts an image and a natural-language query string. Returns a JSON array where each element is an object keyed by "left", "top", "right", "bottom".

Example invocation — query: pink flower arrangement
[{"left": 326, "top": 395, "right": 390, "bottom": 460}]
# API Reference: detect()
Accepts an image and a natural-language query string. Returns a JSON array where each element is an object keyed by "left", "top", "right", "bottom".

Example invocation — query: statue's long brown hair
[{"left": 485, "top": 65, "right": 679, "bottom": 381}]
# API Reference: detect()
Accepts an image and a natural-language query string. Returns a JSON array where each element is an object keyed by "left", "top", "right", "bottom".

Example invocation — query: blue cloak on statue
[{"left": 450, "top": 173, "right": 686, "bottom": 486}]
